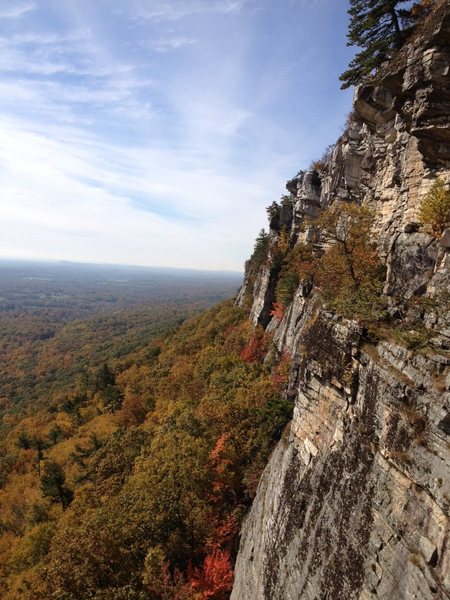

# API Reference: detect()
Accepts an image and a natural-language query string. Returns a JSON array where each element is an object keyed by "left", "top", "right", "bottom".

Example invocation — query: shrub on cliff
[
  {"left": 418, "top": 179, "right": 450, "bottom": 238},
  {"left": 276, "top": 273, "right": 300, "bottom": 307},
  {"left": 315, "top": 202, "right": 386, "bottom": 321},
  {"left": 273, "top": 243, "right": 315, "bottom": 311}
]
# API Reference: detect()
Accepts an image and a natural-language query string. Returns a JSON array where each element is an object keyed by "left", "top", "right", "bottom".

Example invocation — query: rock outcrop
[{"left": 232, "top": 4, "right": 450, "bottom": 599}]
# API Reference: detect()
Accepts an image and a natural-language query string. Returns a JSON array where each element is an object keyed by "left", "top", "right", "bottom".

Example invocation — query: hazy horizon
[{"left": 0, "top": 256, "right": 244, "bottom": 275}]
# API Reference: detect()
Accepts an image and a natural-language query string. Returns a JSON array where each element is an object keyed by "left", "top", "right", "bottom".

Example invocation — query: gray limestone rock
[
  {"left": 386, "top": 232, "right": 438, "bottom": 298},
  {"left": 232, "top": 4, "right": 450, "bottom": 599},
  {"left": 440, "top": 228, "right": 450, "bottom": 248}
]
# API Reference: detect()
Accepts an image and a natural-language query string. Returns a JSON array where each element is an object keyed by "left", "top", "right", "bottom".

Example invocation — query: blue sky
[{"left": 0, "top": 0, "right": 354, "bottom": 271}]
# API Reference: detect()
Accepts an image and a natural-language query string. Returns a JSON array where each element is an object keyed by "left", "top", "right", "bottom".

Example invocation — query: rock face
[
  {"left": 232, "top": 4, "right": 450, "bottom": 599},
  {"left": 233, "top": 312, "right": 450, "bottom": 599}
]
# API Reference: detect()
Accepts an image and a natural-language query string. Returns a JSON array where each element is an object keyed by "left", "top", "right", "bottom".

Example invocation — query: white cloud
[
  {"left": 7, "top": 31, "right": 91, "bottom": 44},
  {"left": 0, "top": 30, "right": 122, "bottom": 78},
  {"left": 0, "top": 25, "right": 156, "bottom": 123},
  {"left": 0, "top": 112, "right": 283, "bottom": 269},
  {"left": 0, "top": 0, "right": 302, "bottom": 269}
]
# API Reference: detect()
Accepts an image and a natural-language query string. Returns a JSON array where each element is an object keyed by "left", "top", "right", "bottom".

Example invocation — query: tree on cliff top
[{"left": 340, "top": 0, "right": 413, "bottom": 89}]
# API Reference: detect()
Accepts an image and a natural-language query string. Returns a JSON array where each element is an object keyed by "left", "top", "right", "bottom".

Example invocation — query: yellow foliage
[
  {"left": 277, "top": 227, "right": 290, "bottom": 255},
  {"left": 0, "top": 472, "right": 41, "bottom": 535},
  {"left": 7, "top": 522, "right": 55, "bottom": 573},
  {"left": 142, "top": 546, "right": 166, "bottom": 589},
  {"left": 52, "top": 412, "right": 75, "bottom": 438},
  {"left": 418, "top": 179, "right": 450, "bottom": 237}
]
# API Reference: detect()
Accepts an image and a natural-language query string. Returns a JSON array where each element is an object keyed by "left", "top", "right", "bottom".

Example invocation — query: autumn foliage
[
  {"left": 418, "top": 179, "right": 450, "bottom": 237},
  {"left": 270, "top": 202, "right": 387, "bottom": 322},
  {"left": 0, "top": 300, "right": 292, "bottom": 599},
  {"left": 270, "top": 301, "right": 285, "bottom": 321},
  {"left": 240, "top": 330, "right": 268, "bottom": 362},
  {"left": 314, "top": 202, "right": 386, "bottom": 319},
  {"left": 189, "top": 549, "right": 234, "bottom": 599}
]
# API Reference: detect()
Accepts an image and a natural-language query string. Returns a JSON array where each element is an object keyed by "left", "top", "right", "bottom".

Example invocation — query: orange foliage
[
  {"left": 272, "top": 350, "right": 292, "bottom": 388},
  {"left": 410, "top": 0, "right": 435, "bottom": 20},
  {"left": 206, "top": 514, "right": 238, "bottom": 550},
  {"left": 209, "top": 434, "right": 235, "bottom": 505},
  {"left": 207, "top": 434, "right": 241, "bottom": 545},
  {"left": 209, "top": 433, "right": 231, "bottom": 470},
  {"left": 0, "top": 300, "right": 293, "bottom": 598},
  {"left": 145, "top": 561, "right": 192, "bottom": 600},
  {"left": 118, "top": 393, "right": 147, "bottom": 427}
]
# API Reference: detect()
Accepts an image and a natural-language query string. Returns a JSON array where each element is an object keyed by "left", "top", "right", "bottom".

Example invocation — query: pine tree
[
  {"left": 250, "top": 229, "right": 269, "bottom": 270},
  {"left": 17, "top": 431, "right": 48, "bottom": 475},
  {"left": 95, "top": 363, "right": 115, "bottom": 391},
  {"left": 340, "top": 0, "right": 411, "bottom": 89},
  {"left": 41, "top": 461, "right": 73, "bottom": 509}
]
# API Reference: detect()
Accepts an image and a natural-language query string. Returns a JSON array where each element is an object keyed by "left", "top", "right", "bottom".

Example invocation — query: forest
[
  {"left": 0, "top": 261, "right": 291, "bottom": 599},
  {"left": 0, "top": 260, "right": 241, "bottom": 416}
]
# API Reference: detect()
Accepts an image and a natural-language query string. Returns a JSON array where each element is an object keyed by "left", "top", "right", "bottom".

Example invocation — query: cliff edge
[{"left": 232, "top": 3, "right": 450, "bottom": 599}]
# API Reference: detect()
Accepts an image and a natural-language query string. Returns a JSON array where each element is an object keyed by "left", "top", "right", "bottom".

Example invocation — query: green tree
[
  {"left": 266, "top": 201, "right": 281, "bottom": 230},
  {"left": 95, "top": 363, "right": 116, "bottom": 391},
  {"left": 340, "top": 0, "right": 411, "bottom": 89},
  {"left": 251, "top": 229, "right": 269, "bottom": 269},
  {"left": 47, "top": 425, "right": 63, "bottom": 445},
  {"left": 276, "top": 273, "right": 299, "bottom": 307},
  {"left": 17, "top": 432, "right": 48, "bottom": 475},
  {"left": 31, "top": 436, "right": 48, "bottom": 476},
  {"left": 70, "top": 433, "right": 104, "bottom": 469},
  {"left": 16, "top": 430, "right": 32, "bottom": 450},
  {"left": 40, "top": 461, "right": 73, "bottom": 510},
  {"left": 102, "top": 385, "right": 123, "bottom": 413}
]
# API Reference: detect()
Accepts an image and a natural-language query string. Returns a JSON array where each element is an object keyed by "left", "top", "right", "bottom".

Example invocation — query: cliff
[{"left": 232, "top": 3, "right": 450, "bottom": 599}]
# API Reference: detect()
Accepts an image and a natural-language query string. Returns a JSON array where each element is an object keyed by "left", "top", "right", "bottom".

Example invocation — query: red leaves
[
  {"left": 240, "top": 333, "right": 267, "bottom": 362},
  {"left": 212, "top": 514, "right": 238, "bottom": 548},
  {"left": 270, "top": 301, "right": 284, "bottom": 322},
  {"left": 208, "top": 434, "right": 239, "bottom": 518},
  {"left": 188, "top": 549, "right": 234, "bottom": 600}
]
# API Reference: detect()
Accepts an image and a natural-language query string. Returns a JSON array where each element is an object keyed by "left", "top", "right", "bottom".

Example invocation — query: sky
[{"left": 0, "top": 0, "right": 354, "bottom": 271}]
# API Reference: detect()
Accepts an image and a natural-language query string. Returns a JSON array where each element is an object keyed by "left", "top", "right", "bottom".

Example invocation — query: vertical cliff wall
[{"left": 232, "top": 4, "right": 450, "bottom": 599}]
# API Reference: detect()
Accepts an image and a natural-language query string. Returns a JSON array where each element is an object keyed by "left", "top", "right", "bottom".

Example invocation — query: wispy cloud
[
  {"left": 0, "top": 2, "right": 36, "bottom": 19},
  {"left": 0, "top": 25, "right": 156, "bottom": 122},
  {"left": 0, "top": 113, "right": 280, "bottom": 269},
  {"left": 144, "top": 36, "right": 197, "bottom": 53},
  {"left": 0, "top": 30, "right": 108, "bottom": 77},
  {"left": 135, "top": 0, "right": 250, "bottom": 21}
]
